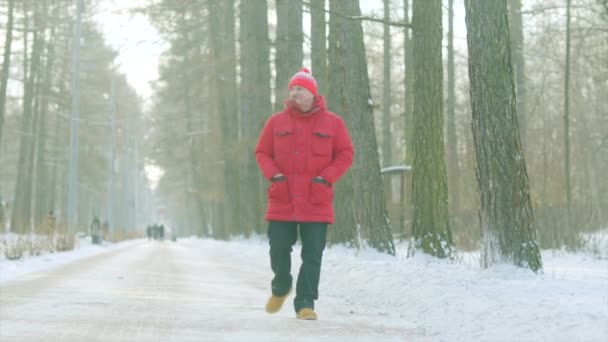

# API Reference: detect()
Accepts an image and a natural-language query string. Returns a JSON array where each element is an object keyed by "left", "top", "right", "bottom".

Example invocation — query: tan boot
[
  {"left": 265, "top": 288, "right": 292, "bottom": 313},
  {"left": 296, "top": 308, "right": 318, "bottom": 320}
]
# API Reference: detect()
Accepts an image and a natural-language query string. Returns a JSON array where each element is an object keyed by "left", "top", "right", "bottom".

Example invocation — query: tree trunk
[
  {"left": 508, "top": 0, "right": 527, "bottom": 149},
  {"left": 409, "top": 0, "right": 453, "bottom": 258},
  {"left": 240, "top": 0, "right": 271, "bottom": 235},
  {"left": 310, "top": 0, "right": 328, "bottom": 96},
  {"left": 209, "top": 0, "right": 238, "bottom": 239},
  {"left": 564, "top": 0, "right": 572, "bottom": 229},
  {"left": 12, "top": 1, "right": 45, "bottom": 234},
  {"left": 403, "top": 0, "right": 414, "bottom": 166},
  {"left": 34, "top": 0, "right": 53, "bottom": 230},
  {"left": 221, "top": 0, "right": 239, "bottom": 238},
  {"left": 181, "top": 14, "right": 206, "bottom": 236},
  {"left": 328, "top": 0, "right": 395, "bottom": 255},
  {"left": 464, "top": 0, "right": 542, "bottom": 271},
  {"left": 274, "top": 0, "right": 303, "bottom": 111},
  {"left": 0, "top": 0, "right": 16, "bottom": 153},
  {"left": 382, "top": 0, "right": 392, "bottom": 167},
  {"left": 446, "top": 0, "right": 460, "bottom": 215}
]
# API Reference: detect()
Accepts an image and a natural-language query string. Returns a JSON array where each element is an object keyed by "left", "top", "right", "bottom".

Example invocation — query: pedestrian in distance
[{"left": 255, "top": 67, "right": 354, "bottom": 320}]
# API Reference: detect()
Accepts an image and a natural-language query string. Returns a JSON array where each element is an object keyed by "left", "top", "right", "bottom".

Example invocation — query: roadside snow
[{"left": 1, "top": 234, "right": 607, "bottom": 341}]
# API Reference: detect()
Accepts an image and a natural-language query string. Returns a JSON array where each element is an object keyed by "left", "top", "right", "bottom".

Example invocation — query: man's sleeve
[
  {"left": 320, "top": 118, "right": 354, "bottom": 184},
  {"left": 255, "top": 118, "right": 282, "bottom": 180}
]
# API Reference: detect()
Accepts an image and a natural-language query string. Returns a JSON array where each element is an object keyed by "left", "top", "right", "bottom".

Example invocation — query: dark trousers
[{"left": 267, "top": 221, "right": 327, "bottom": 312}]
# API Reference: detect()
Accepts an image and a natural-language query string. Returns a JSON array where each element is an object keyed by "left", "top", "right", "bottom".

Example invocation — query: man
[
  {"left": 90, "top": 216, "right": 101, "bottom": 244},
  {"left": 255, "top": 68, "right": 354, "bottom": 320}
]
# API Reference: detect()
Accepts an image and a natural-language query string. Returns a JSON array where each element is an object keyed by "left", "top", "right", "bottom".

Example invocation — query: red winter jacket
[{"left": 255, "top": 96, "right": 354, "bottom": 224}]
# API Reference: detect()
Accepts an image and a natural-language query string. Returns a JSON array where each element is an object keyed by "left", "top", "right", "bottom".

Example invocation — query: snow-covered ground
[{"left": 1, "top": 233, "right": 607, "bottom": 341}]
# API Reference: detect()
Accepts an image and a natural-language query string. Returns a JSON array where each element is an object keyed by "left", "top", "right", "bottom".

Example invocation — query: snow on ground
[
  {"left": 0, "top": 236, "right": 141, "bottom": 284},
  {"left": 1, "top": 233, "right": 607, "bottom": 341}
]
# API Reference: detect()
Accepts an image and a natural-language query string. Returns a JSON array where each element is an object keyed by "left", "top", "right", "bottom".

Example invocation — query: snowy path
[{"left": 0, "top": 240, "right": 423, "bottom": 341}]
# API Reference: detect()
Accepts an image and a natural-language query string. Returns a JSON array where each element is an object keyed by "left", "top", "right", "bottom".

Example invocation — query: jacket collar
[{"left": 284, "top": 95, "right": 326, "bottom": 116}]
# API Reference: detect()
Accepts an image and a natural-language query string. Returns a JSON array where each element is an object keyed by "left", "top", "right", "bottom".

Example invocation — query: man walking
[{"left": 255, "top": 68, "right": 354, "bottom": 320}]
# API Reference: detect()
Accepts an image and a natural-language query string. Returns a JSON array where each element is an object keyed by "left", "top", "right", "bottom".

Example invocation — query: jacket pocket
[
  {"left": 309, "top": 180, "right": 333, "bottom": 205},
  {"left": 311, "top": 131, "right": 332, "bottom": 156},
  {"left": 274, "top": 129, "right": 293, "bottom": 154},
  {"left": 268, "top": 178, "right": 290, "bottom": 203}
]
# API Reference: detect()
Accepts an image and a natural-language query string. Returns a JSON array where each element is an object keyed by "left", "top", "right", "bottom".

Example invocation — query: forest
[{"left": 0, "top": 0, "right": 606, "bottom": 271}]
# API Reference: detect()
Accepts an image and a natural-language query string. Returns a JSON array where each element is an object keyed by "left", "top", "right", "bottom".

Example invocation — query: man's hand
[
  {"left": 312, "top": 176, "right": 329, "bottom": 185},
  {"left": 271, "top": 173, "right": 286, "bottom": 181}
]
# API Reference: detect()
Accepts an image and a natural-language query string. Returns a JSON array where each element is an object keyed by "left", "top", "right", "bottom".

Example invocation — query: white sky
[
  {"left": 93, "top": 0, "right": 167, "bottom": 104},
  {"left": 1, "top": 234, "right": 607, "bottom": 341}
]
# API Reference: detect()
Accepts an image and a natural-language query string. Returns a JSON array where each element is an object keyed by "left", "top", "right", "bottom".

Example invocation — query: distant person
[
  {"left": 90, "top": 216, "right": 101, "bottom": 244},
  {"left": 146, "top": 225, "right": 152, "bottom": 240},
  {"left": 255, "top": 67, "right": 354, "bottom": 320}
]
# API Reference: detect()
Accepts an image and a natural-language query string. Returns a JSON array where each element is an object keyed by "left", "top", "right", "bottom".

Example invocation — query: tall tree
[
  {"left": 328, "top": 0, "right": 395, "bottom": 255},
  {"left": 310, "top": 0, "right": 328, "bottom": 96},
  {"left": 240, "top": 0, "right": 272, "bottom": 235},
  {"left": 409, "top": 0, "right": 453, "bottom": 258},
  {"left": 0, "top": 0, "right": 16, "bottom": 152},
  {"left": 209, "top": 0, "right": 238, "bottom": 239},
  {"left": 464, "top": 0, "right": 542, "bottom": 271},
  {"left": 508, "top": 0, "right": 527, "bottom": 149},
  {"left": 12, "top": 0, "right": 45, "bottom": 233},
  {"left": 382, "top": 0, "right": 392, "bottom": 166},
  {"left": 563, "top": 0, "right": 572, "bottom": 229},
  {"left": 275, "top": 0, "right": 303, "bottom": 110},
  {"left": 33, "top": 0, "right": 54, "bottom": 230},
  {"left": 446, "top": 0, "right": 460, "bottom": 215},
  {"left": 403, "top": 0, "right": 414, "bottom": 166}
]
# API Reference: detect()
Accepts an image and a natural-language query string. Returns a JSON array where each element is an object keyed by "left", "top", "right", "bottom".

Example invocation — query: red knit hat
[{"left": 288, "top": 67, "right": 317, "bottom": 96}]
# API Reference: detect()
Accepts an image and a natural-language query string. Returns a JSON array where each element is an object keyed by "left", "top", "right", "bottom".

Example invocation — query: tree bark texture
[
  {"left": 310, "top": 0, "right": 328, "bottom": 97},
  {"left": 275, "top": 0, "right": 303, "bottom": 111},
  {"left": 446, "top": 0, "right": 460, "bottom": 215},
  {"left": 382, "top": 0, "right": 392, "bottom": 167},
  {"left": 209, "top": 0, "right": 239, "bottom": 239},
  {"left": 410, "top": 0, "right": 453, "bottom": 258},
  {"left": 508, "top": 0, "right": 527, "bottom": 149},
  {"left": 464, "top": 0, "right": 542, "bottom": 271},
  {"left": 328, "top": 0, "right": 395, "bottom": 255},
  {"left": 403, "top": 0, "right": 414, "bottom": 166},
  {"left": 240, "top": 0, "right": 271, "bottom": 234}
]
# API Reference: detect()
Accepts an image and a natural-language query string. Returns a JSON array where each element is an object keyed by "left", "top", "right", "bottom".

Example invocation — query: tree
[
  {"left": 563, "top": 0, "right": 572, "bottom": 230},
  {"left": 11, "top": 0, "right": 45, "bottom": 233},
  {"left": 274, "top": 0, "right": 303, "bottom": 110},
  {"left": 239, "top": 0, "right": 272, "bottom": 235},
  {"left": 464, "top": 0, "right": 542, "bottom": 271},
  {"left": 408, "top": 0, "right": 453, "bottom": 258},
  {"left": 33, "top": 0, "right": 56, "bottom": 230},
  {"left": 310, "top": 0, "right": 328, "bottom": 96},
  {"left": 328, "top": 0, "right": 395, "bottom": 255},
  {"left": 209, "top": 0, "right": 238, "bottom": 239},
  {"left": 403, "top": 0, "right": 414, "bottom": 166},
  {"left": 508, "top": 0, "right": 527, "bottom": 149},
  {"left": 446, "top": 0, "right": 460, "bottom": 215},
  {"left": 0, "top": 0, "right": 15, "bottom": 153},
  {"left": 381, "top": 0, "right": 392, "bottom": 166}
]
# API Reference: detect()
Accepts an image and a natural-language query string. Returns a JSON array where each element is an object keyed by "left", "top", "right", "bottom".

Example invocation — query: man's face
[{"left": 288, "top": 86, "right": 315, "bottom": 112}]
